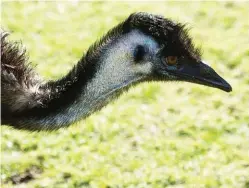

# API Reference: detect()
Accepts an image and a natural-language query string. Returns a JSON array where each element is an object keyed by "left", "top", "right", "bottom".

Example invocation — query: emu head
[{"left": 94, "top": 12, "right": 232, "bottom": 92}]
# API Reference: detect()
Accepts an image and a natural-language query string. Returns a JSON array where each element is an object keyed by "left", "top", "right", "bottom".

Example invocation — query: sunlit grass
[{"left": 1, "top": 1, "right": 249, "bottom": 188}]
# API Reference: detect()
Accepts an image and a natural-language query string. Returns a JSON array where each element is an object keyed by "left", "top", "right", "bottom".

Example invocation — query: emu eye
[
  {"left": 134, "top": 45, "right": 146, "bottom": 62},
  {"left": 166, "top": 56, "right": 178, "bottom": 65}
]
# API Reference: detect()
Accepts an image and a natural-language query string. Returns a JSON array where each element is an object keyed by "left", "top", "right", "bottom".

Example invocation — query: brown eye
[{"left": 166, "top": 56, "right": 178, "bottom": 65}]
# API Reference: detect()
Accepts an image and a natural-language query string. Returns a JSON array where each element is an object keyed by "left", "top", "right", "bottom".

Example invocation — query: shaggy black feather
[{"left": 1, "top": 32, "right": 45, "bottom": 112}]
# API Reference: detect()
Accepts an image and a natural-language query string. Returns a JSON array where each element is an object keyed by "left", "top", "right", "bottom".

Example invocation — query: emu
[{"left": 1, "top": 12, "right": 232, "bottom": 131}]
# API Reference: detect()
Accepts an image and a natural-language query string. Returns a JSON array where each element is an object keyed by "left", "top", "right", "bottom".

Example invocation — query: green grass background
[{"left": 1, "top": 1, "right": 249, "bottom": 188}]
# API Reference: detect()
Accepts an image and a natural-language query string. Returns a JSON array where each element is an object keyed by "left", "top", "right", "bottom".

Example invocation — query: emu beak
[{"left": 172, "top": 61, "right": 232, "bottom": 92}]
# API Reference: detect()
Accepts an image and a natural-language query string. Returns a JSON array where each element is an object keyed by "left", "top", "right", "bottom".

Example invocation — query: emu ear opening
[{"left": 134, "top": 45, "right": 146, "bottom": 62}]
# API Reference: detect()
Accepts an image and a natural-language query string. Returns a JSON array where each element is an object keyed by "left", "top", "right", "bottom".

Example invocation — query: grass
[{"left": 1, "top": 1, "right": 249, "bottom": 188}]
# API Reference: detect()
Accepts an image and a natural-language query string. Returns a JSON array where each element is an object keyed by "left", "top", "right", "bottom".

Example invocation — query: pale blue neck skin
[{"left": 32, "top": 30, "right": 160, "bottom": 129}]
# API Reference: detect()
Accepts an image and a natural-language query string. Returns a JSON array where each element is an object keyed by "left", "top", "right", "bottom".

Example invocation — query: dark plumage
[{"left": 1, "top": 12, "right": 232, "bottom": 131}]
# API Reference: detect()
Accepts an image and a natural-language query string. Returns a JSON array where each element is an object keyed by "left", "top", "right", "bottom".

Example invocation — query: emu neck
[
  {"left": 45, "top": 66, "right": 140, "bottom": 129},
  {"left": 8, "top": 30, "right": 158, "bottom": 130},
  {"left": 26, "top": 30, "right": 155, "bottom": 130},
  {"left": 52, "top": 58, "right": 141, "bottom": 127}
]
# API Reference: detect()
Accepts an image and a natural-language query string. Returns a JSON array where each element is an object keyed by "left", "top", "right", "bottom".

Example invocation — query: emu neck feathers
[{"left": 16, "top": 30, "right": 158, "bottom": 130}]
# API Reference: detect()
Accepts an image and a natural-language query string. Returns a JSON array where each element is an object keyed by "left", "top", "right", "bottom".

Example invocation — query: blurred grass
[{"left": 1, "top": 1, "right": 249, "bottom": 188}]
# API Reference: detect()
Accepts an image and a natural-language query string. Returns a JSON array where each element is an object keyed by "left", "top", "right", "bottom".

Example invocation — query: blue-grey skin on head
[{"left": 1, "top": 12, "right": 232, "bottom": 131}]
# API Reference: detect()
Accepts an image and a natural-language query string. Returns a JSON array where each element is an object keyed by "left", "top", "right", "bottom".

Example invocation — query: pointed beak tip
[
  {"left": 220, "top": 78, "right": 232, "bottom": 93},
  {"left": 224, "top": 84, "right": 232, "bottom": 92},
  {"left": 219, "top": 79, "right": 232, "bottom": 92}
]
